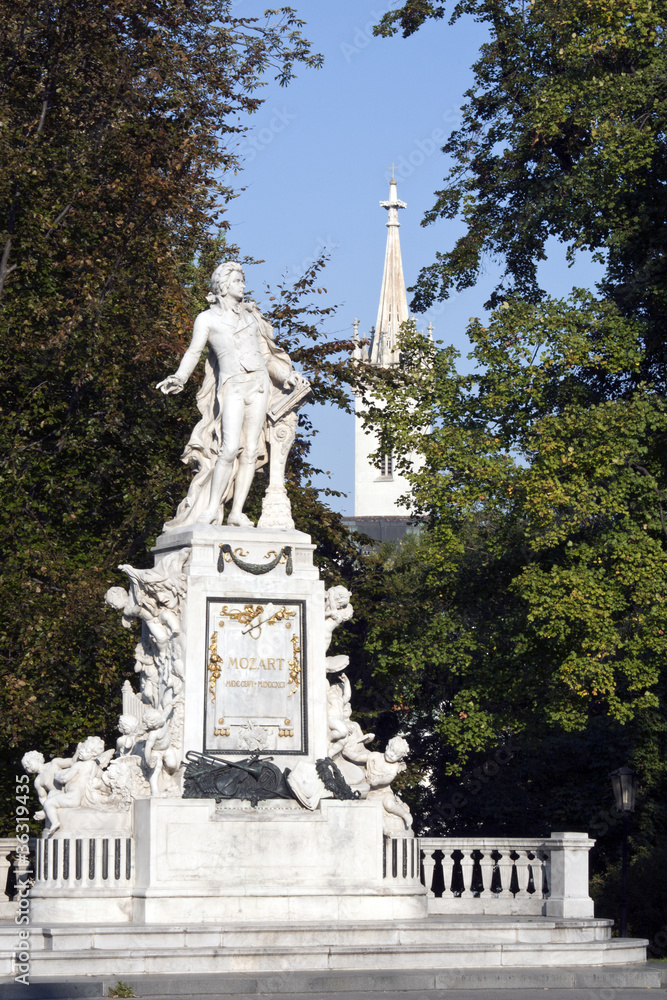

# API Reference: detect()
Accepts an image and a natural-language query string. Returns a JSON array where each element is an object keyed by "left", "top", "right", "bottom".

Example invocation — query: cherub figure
[
  {"left": 327, "top": 673, "right": 352, "bottom": 758},
  {"left": 324, "top": 585, "right": 353, "bottom": 674},
  {"left": 22, "top": 749, "right": 78, "bottom": 822},
  {"left": 41, "top": 737, "right": 114, "bottom": 836},
  {"left": 337, "top": 720, "right": 375, "bottom": 795},
  {"left": 116, "top": 714, "right": 144, "bottom": 756},
  {"left": 142, "top": 707, "right": 179, "bottom": 796},
  {"left": 133, "top": 641, "right": 159, "bottom": 706},
  {"left": 348, "top": 735, "right": 413, "bottom": 836}
]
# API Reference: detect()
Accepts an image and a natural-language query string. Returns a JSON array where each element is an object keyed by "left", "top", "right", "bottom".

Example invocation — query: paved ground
[
  {"left": 2, "top": 968, "right": 666, "bottom": 1000},
  {"left": 5, "top": 989, "right": 667, "bottom": 1000},
  {"left": 100, "top": 991, "right": 667, "bottom": 1000},
  {"left": 3, "top": 987, "right": 667, "bottom": 1000}
]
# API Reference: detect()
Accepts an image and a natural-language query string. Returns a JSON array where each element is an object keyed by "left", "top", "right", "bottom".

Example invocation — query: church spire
[{"left": 370, "top": 177, "right": 409, "bottom": 367}]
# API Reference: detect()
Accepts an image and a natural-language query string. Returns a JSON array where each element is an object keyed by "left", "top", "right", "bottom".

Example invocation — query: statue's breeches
[{"left": 218, "top": 371, "right": 271, "bottom": 464}]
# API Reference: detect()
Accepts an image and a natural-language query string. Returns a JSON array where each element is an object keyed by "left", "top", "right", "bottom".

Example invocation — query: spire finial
[
  {"left": 352, "top": 318, "right": 362, "bottom": 361},
  {"left": 370, "top": 177, "right": 409, "bottom": 368}
]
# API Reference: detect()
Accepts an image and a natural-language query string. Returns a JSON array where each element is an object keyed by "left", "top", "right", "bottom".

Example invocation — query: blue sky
[{"left": 226, "top": 1, "right": 601, "bottom": 515}]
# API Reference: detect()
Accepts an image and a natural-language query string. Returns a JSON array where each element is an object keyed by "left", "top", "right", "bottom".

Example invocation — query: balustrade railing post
[{"left": 544, "top": 832, "right": 594, "bottom": 918}]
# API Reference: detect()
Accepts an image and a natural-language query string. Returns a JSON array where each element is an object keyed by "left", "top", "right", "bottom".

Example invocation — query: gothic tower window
[{"left": 378, "top": 452, "right": 393, "bottom": 480}]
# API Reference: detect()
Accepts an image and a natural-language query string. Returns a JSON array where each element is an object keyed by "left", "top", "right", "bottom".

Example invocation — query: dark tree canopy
[{"left": 0, "top": 2, "right": 368, "bottom": 831}]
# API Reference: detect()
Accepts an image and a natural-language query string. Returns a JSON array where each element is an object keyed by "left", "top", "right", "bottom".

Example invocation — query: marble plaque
[{"left": 204, "top": 597, "right": 307, "bottom": 755}]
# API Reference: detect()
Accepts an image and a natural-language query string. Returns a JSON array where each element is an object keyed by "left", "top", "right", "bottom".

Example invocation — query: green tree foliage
[
  {"left": 375, "top": 0, "right": 667, "bottom": 362},
  {"left": 365, "top": 0, "right": 667, "bottom": 940},
  {"left": 362, "top": 308, "right": 667, "bottom": 753},
  {"left": 0, "top": 1, "right": 366, "bottom": 832}
]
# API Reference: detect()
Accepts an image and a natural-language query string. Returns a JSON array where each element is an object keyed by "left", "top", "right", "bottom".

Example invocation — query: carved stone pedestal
[
  {"left": 23, "top": 523, "right": 424, "bottom": 931},
  {"left": 131, "top": 796, "right": 424, "bottom": 923},
  {"left": 151, "top": 523, "right": 327, "bottom": 767}
]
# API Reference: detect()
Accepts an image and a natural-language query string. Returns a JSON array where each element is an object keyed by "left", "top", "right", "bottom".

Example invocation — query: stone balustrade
[
  {"left": 419, "top": 832, "right": 594, "bottom": 918},
  {"left": 30, "top": 829, "right": 593, "bottom": 922},
  {"left": 35, "top": 836, "right": 133, "bottom": 890},
  {"left": 0, "top": 838, "right": 18, "bottom": 920},
  {"left": 383, "top": 835, "right": 418, "bottom": 883}
]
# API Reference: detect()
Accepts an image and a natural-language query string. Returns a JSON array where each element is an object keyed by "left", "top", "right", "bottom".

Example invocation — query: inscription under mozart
[{"left": 204, "top": 598, "right": 305, "bottom": 755}]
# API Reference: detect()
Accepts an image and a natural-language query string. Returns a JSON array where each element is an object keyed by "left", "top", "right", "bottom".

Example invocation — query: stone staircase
[{"left": 0, "top": 915, "right": 648, "bottom": 978}]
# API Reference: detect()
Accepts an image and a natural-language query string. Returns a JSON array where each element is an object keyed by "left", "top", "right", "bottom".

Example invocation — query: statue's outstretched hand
[{"left": 156, "top": 375, "right": 185, "bottom": 395}]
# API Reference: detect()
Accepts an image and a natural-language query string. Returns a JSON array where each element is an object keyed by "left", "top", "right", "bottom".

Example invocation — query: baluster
[
  {"left": 62, "top": 838, "right": 71, "bottom": 887},
  {"left": 92, "top": 839, "right": 105, "bottom": 890},
  {"left": 479, "top": 850, "right": 495, "bottom": 898},
  {"left": 540, "top": 850, "right": 551, "bottom": 896},
  {"left": 496, "top": 847, "right": 513, "bottom": 895},
  {"left": 417, "top": 839, "right": 560, "bottom": 904},
  {"left": 513, "top": 849, "right": 531, "bottom": 898},
  {"left": 442, "top": 850, "right": 455, "bottom": 897},
  {"left": 460, "top": 849, "right": 474, "bottom": 895},
  {"left": 68, "top": 839, "right": 78, "bottom": 887},
  {"left": 422, "top": 849, "right": 437, "bottom": 896}
]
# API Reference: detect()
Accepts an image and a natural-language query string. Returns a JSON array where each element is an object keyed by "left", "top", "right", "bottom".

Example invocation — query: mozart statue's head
[{"left": 207, "top": 261, "right": 244, "bottom": 304}]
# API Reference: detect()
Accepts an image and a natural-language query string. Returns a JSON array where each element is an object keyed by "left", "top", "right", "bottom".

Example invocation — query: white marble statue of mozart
[{"left": 157, "top": 261, "right": 308, "bottom": 529}]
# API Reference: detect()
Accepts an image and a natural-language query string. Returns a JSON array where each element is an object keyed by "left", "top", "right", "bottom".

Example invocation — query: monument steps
[{"left": 0, "top": 917, "right": 648, "bottom": 977}]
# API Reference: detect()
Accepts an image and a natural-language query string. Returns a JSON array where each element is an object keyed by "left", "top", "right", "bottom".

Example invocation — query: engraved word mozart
[{"left": 226, "top": 656, "right": 285, "bottom": 670}]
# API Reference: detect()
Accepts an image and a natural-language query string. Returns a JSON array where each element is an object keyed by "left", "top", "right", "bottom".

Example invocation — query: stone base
[
  {"left": 28, "top": 889, "right": 425, "bottom": 926},
  {"left": 28, "top": 796, "right": 425, "bottom": 925},
  {"left": 43, "top": 808, "right": 132, "bottom": 839}
]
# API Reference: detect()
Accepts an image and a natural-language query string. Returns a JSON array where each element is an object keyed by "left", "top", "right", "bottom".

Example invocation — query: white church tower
[{"left": 345, "top": 178, "right": 428, "bottom": 543}]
